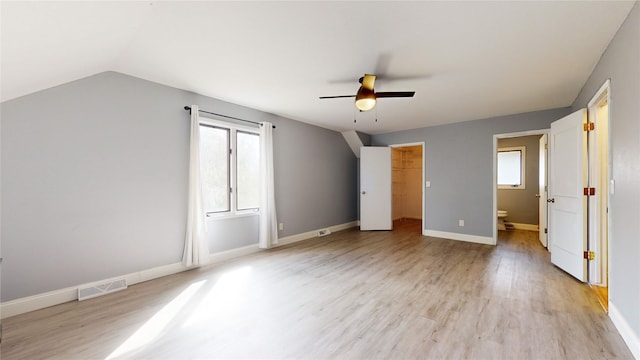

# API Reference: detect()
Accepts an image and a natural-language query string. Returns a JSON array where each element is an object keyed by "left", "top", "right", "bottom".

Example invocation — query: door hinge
[
  {"left": 583, "top": 122, "right": 595, "bottom": 131},
  {"left": 583, "top": 251, "right": 595, "bottom": 260},
  {"left": 544, "top": 228, "right": 547, "bottom": 234},
  {"left": 544, "top": 143, "right": 548, "bottom": 150},
  {"left": 583, "top": 187, "right": 596, "bottom": 196}
]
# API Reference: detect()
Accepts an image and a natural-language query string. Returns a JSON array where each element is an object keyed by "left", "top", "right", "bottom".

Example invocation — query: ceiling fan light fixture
[{"left": 355, "top": 86, "right": 376, "bottom": 111}]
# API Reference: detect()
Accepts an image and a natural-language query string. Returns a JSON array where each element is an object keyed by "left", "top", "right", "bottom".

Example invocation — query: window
[
  {"left": 199, "top": 120, "right": 260, "bottom": 216},
  {"left": 497, "top": 146, "right": 525, "bottom": 189},
  {"left": 200, "top": 125, "right": 230, "bottom": 212},
  {"left": 236, "top": 131, "right": 260, "bottom": 210}
]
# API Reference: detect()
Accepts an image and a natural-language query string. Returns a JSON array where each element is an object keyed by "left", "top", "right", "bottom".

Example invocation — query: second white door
[{"left": 360, "top": 146, "right": 392, "bottom": 230}]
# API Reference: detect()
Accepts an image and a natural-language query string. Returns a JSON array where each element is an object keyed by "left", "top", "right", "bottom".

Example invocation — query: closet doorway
[{"left": 390, "top": 143, "right": 424, "bottom": 233}]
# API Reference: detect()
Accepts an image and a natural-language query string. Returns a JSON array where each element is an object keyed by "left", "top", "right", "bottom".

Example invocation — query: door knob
[{"left": 547, "top": 198, "right": 555, "bottom": 203}]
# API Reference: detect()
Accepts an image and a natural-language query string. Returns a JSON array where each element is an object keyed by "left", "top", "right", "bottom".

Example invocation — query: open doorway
[
  {"left": 497, "top": 135, "right": 544, "bottom": 232},
  {"left": 493, "top": 130, "right": 548, "bottom": 245},
  {"left": 390, "top": 143, "right": 424, "bottom": 233}
]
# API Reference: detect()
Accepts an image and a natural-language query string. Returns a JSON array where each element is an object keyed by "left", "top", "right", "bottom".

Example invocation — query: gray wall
[
  {"left": 356, "top": 131, "right": 372, "bottom": 146},
  {"left": 571, "top": 2, "right": 640, "bottom": 347},
  {"left": 497, "top": 135, "right": 542, "bottom": 225},
  {"left": 1, "top": 71, "right": 357, "bottom": 301},
  {"left": 372, "top": 107, "right": 571, "bottom": 237}
]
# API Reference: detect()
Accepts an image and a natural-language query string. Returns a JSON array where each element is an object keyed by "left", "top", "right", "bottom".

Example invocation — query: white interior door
[
  {"left": 548, "top": 109, "right": 587, "bottom": 282},
  {"left": 360, "top": 146, "right": 392, "bottom": 230},
  {"left": 539, "top": 134, "right": 548, "bottom": 247}
]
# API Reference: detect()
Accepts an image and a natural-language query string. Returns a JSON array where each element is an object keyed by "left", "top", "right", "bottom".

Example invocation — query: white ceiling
[{"left": 1, "top": 1, "right": 634, "bottom": 134}]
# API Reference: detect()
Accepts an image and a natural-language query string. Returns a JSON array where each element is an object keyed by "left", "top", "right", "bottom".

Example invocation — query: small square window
[{"left": 498, "top": 146, "right": 525, "bottom": 189}]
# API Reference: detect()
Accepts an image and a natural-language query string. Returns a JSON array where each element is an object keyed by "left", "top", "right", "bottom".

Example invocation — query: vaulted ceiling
[{"left": 1, "top": 1, "right": 634, "bottom": 134}]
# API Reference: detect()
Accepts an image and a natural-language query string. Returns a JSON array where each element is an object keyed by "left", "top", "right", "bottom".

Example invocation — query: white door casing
[
  {"left": 587, "top": 81, "right": 610, "bottom": 287},
  {"left": 360, "top": 146, "right": 392, "bottom": 231},
  {"left": 539, "top": 134, "right": 548, "bottom": 247},
  {"left": 548, "top": 109, "right": 587, "bottom": 282}
]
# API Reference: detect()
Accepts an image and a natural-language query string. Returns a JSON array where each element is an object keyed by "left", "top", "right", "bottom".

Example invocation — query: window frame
[
  {"left": 235, "top": 130, "right": 260, "bottom": 212},
  {"left": 199, "top": 117, "right": 260, "bottom": 218},
  {"left": 497, "top": 146, "right": 526, "bottom": 190},
  {"left": 199, "top": 124, "right": 231, "bottom": 213}
]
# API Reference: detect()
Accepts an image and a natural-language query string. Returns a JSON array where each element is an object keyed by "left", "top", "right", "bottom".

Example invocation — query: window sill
[
  {"left": 205, "top": 210, "right": 260, "bottom": 220},
  {"left": 498, "top": 185, "right": 525, "bottom": 190}
]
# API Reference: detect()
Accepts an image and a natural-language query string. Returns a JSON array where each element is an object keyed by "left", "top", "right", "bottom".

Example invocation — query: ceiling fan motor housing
[{"left": 355, "top": 86, "right": 376, "bottom": 111}]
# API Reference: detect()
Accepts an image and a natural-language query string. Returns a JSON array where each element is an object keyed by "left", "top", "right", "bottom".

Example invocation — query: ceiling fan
[{"left": 319, "top": 74, "right": 415, "bottom": 112}]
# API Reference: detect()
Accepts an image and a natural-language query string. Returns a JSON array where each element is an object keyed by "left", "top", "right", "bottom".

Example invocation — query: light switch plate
[{"left": 610, "top": 179, "right": 615, "bottom": 194}]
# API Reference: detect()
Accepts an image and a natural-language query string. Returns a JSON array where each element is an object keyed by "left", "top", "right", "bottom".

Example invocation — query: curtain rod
[{"left": 183, "top": 106, "right": 276, "bottom": 128}]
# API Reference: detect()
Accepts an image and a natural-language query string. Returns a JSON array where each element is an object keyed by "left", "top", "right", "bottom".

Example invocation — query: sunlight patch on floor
[
  {"left": 182, "top": 266, "right": 252, "bottom": 328},
  {"left": 105, "top": 280, "right": 206, "bottom": 359}
]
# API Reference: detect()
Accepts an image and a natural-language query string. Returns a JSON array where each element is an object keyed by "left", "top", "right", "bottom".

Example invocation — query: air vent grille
[{"left": 78, "top": 278, "right": 127, "bottom": 301}]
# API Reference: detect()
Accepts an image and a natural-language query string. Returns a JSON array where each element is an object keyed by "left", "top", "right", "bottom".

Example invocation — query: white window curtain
[
  {"left": 258, "top": 122, "right": 278, "bottom": 248},
  {"left": 182, "top": 105, "right": 210, "bottom": 267}
]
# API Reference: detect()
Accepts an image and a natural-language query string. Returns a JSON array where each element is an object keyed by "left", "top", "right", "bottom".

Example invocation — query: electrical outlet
[
  {"left": 278, "top": 223, "right": 284, "bottom": 231},
  {"left": 459, "top": 219, "right": 464, "bottom": 227},
  {"left": 317, "top": 228, "right": 331, "bottom": 237}
]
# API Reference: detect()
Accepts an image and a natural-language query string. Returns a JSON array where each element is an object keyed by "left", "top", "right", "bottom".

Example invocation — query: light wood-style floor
[{"left": 1, "top": 220, "right": 633, "bottom": 359}]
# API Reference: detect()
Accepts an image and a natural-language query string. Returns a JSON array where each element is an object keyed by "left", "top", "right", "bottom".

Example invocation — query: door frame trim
[
  {"left": 493, "top": 129, "right": 549, "bottom": 245},
  {"left": 587, "top": 78, "right": 611, "bottom": 288}
]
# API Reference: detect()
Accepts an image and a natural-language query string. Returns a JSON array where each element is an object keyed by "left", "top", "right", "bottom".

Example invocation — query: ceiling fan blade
[
  {"left": 376, "top": 74, "right": 431, "bottom": 82},
  {"left": 361, "top": 74, "right": 376, "bottom": 91},
  {"left": 319, "top": 95, "right": 356, "bottom": 99},
  {"left": 329, "top": 73, "right": 429, "bottom": 84},
  {"left": 375, "top": 91, "right": 415, "bottom": 98}
]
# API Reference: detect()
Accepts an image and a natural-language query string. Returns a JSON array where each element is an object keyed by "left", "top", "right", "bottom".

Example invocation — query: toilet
[{"left": 498, "top": 210, "right": 508, "bottom": 231}]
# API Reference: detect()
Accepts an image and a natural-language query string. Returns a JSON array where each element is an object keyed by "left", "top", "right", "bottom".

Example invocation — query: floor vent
[
  {"left": 317, "top": 228, "right": 331, "bottom": 237},
  {"left": 78, "top": 278, "right": 127, "bottom": 301}
]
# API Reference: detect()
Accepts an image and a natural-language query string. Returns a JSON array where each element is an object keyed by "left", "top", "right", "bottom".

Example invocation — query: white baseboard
[
  {"left": 423, "top": 229, "right": 495, "bottom": 245},
  {"left": 277, "top": 221, "right": 358, "bottom": 246},
  {"left": 125, "top": 262, "right": 187, "bottom": 285},
  {"left": 0, "top": 286, "right": 80, "bottom": 319},
  {"left": 207, "top": 243, "right": 262, "bottom": 264},
  {"left": 609, "top": 302, "right": 640, "bottom": 359},
  {"left": 509, "top": 222, "right": 539, "bottom": 231},
  {"left": 0, "top": 221, "right": 359, "bottom": 319},
  {"left": 1, "top": 261, "right": 190, "bottom": 319}
]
